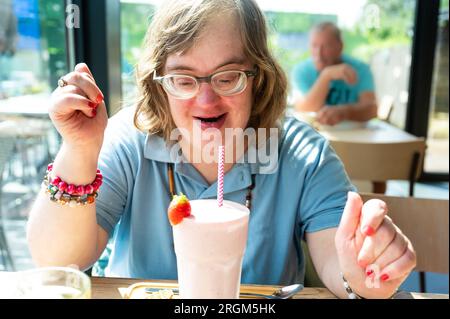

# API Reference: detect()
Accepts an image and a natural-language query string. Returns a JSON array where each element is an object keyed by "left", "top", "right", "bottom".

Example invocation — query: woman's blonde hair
[{"left": 134, "top": 0, "right": 287, "bottom": 141}]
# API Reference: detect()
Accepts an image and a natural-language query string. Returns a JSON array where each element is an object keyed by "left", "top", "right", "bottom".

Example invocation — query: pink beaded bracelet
[{"left": 42, "top": 163, "right": 102, "bottom": 206}]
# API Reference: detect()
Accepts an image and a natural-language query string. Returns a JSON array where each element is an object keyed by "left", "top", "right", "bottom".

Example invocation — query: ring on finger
[{"left": 58, "top": 77, "right": 68, "bottom": 88}]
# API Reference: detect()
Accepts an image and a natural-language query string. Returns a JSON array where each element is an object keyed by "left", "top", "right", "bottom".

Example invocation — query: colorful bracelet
[
  {"left": 341, "top": 273, "right": 364, "bottom": 299},
  {"left": 42, "top": 163, "right": 102, "bottom": 207},
  {"left": 341, "top": 272, "right": 399, "bottom": 299}
]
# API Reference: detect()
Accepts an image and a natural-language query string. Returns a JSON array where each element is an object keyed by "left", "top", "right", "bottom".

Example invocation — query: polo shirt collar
[
  {"left": 143, "top": 134, "right": 180, "bottom": 163},
  {"left": 143, "top": 133, "right": 278, "bottom": 194}
]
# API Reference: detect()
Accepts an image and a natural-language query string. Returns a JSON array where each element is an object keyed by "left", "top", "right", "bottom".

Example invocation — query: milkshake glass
[{"left": 172, "top": 199, "right": 249, "bottom": 299}]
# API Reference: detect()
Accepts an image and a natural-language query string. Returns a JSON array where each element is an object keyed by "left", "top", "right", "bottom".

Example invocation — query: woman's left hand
[{"left": 335, "top": 192, "right": 416, "bottom": 298}]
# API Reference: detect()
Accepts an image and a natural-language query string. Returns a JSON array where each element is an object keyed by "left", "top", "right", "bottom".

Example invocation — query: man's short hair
[{"left": 311, "top": 21, "right": 342, "bottom": 43}]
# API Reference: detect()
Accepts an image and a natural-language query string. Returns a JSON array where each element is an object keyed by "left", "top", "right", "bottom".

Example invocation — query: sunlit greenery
[
  {"left": 120, "top": 2, "right": 154, "bottom": 71},
  {"left": 266, "top": 0, "right": 416, "bottom": 75},
  {"left": 265, "top": 12, "right": 336, "bottom": 33},
  {"left": 33, "top": 0, "right": 67, "bottom": 93},
  {"left": 345, "top": 0, "right": 415, "bottom": 61},
  {"left": 119, "top": 0, "right": 417, "bottom": 89}
]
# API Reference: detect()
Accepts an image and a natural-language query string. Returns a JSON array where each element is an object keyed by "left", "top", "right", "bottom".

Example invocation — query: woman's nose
[{"left": 195, "top": 83, "right": 220, "bottom": 106}]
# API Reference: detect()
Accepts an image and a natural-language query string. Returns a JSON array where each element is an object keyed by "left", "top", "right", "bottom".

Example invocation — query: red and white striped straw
[{"left": 217, "top": 145, "right": 225, "bottom": 207}]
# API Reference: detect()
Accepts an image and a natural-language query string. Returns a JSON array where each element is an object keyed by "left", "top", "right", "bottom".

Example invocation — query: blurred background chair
[
  {"left": 378, "top": 95, "right": 394, "bottom": 123},
  {"left": 0, "top": 118, "right": 53, "bottom": 184},
  {"left": 0, "top": 135, "right": 16, "bottom": 270},
  {"left": 303, "top": 192, "right": 449, "bottom": 293},
  {"left": 330, "top": 139, "right": 426, "bottom": 196},
  {"left": 361, "top": 192, "right": 449, "bottom": 293},
  {"left": 0, "top": 117, "right": 53, "bottom": 271}
]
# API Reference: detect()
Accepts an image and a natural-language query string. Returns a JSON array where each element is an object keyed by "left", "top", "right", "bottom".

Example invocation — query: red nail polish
[
  {"left": 92, "top": 109, "right": 97, "bottom": 117},
  {"left": 380, "top": 274, "right": 389, "bottom": 281},
  {"left": 363, "top": 226, "right": 375, "bottom": 236},
  {"left": 96, "top": 93, "right": 104, "bottom": 104},
  {"left": 366, "top": 269, "right": 374, "bottom": 276},
  {"left": 88, "top": 101, "right": 96, "bottom": 108}
]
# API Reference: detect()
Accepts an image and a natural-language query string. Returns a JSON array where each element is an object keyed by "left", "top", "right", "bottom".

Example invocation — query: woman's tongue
[{"left": 195, "top": 114, "right": 226, "bottom": 130}]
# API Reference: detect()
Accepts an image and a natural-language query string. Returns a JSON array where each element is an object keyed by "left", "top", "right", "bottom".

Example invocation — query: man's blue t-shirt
[
  {"left": 292, "top": 54, "right": 375, "bottom": 106},
  {"left": 95, "top": 107, "right": 355, "bottom": 285}
]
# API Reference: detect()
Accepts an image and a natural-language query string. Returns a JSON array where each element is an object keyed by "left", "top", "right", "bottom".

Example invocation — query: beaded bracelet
[
  {"left": 341, "top": 272, "right": 399, "bottom": 299},
  {"left": 341, "top": 273, "right": 364, "bottom": 299},
  {"left": 42, "top": 163, "right": 102, "bottom": 207}
]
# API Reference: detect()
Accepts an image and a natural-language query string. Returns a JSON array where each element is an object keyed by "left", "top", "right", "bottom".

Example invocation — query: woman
[{"left": 27, "top": 0, "right": 415, "bottom": 299}]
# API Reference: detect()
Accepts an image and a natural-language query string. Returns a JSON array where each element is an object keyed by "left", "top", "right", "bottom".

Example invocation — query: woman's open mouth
[{"left": 193, "top": 113, "right": 227, "bottom": 130}]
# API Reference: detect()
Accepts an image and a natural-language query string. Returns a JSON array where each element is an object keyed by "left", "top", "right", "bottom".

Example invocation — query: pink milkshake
[{"left": 172, "top": 199, "right": 249, "bottom": 299}]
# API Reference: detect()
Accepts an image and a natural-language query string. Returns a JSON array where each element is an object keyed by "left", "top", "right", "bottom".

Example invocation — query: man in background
[{"left": 292, "top": 22, "right": 377, "bottom": 126}]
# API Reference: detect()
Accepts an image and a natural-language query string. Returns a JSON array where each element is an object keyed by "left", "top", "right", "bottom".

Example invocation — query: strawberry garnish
[{"left": 167, "top": 193, "right": 191, "bottom": 226}]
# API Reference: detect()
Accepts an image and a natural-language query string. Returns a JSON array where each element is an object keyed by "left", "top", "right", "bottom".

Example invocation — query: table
[
  {"left": 316, "top": 119, "right": 418, "bottom": 144},
  {"left": 0, "top": 94, "right": 55, "bottom": 177},
  {"left": 0, "top": 272, "right": 447, "bottom": 299},
  {"left": 290, "top": 109, "right": 419, "bottom": 144},
  {"left": 90, "top": 277, "right": 448, "bottom": 299},
  {"left": 292, "top": 111, "right": 422, "bottom": 194},
  {"left": 318, "top": 120, "right": 422, "bottom": 193},
  {"left": 0, "top": 94, "right": 50, "bottom": 119}
]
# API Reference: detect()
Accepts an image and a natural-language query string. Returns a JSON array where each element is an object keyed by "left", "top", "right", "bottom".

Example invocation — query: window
[
  {"left": 0, "top": 0, "right": 68, "bottom": 108},
  {"left": 120, "top": 0, "right": 154, "bottom": 102},
  {"left": 262, "top": 0, "right": 416, "bottom": 129},
  {"left": 425, "top": 3, "right": 449, "bottom": 174},
  {"left": 0, "top": 0, "right": 67, "bottom": 271},
  {"left": 119, "top": 0, "right": 417, "bottom": 129}
]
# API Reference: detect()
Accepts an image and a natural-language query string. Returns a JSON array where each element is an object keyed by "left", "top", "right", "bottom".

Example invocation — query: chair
[
  {"left": 303, "top": 193, "right": 448, "bottom": 293},
  {"left": 0, "top": 135, "right": 16, "bottom": 270},
  {"left": 361, "top": 192, "right": 449, "bottom": 292},
  {"left": 0, "top": 118, "right": 53, "bottom": 184},
  {"left": 378, "top": 95, "right": 394, "bottom": 123},
  {"left": 330, "top": 139, "right": 426, "bottom": 196}
]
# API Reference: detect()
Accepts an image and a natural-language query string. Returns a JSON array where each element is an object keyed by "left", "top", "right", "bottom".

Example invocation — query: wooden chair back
[
  {"left": 361, "top": 193, "right": 449, "bottom": 274},
  {"left": 330, "top": 139, "right": 426, "bottom": 195}
]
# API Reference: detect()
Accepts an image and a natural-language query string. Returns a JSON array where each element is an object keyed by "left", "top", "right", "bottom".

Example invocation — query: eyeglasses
[{"left": 153, "top": 69, "right": 257, "bottom": 99}]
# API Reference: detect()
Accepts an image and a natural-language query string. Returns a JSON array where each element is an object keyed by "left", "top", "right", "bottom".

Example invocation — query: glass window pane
[
  {"left": 120, "top": 0, "right": 416, "bottom": 130},
  {"left": 425, "top": 3, "right": 449, "bottom": 174},
  {"left": 262, "top": 0, "right": 416, "bottom": 130},
  {"left": 120, "top": 0, "right": 154, "bottom": 102},
  {"left": 0, "top": 0, "right": 68, "bottom": 106},
  {"left": 0, "top": 0, "right": 67, "bottom": 271}
]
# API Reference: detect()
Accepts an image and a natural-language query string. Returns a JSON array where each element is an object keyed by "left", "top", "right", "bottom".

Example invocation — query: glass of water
[{"left": 16, "top": 267, "right": 91, "bottom": 299}]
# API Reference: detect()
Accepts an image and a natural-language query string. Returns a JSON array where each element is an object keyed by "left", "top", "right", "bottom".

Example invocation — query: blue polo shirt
[
  {"left": 292, "top": 54, "right": 375, "bottom": 106},
  {"left": 96, "top": 106, "right": 355, "bottom": 285}
]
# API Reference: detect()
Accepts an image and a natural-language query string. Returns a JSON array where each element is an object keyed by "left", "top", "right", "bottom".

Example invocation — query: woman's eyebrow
[{"left": 166, "top": 57, "right": 248, "bottom": 72}]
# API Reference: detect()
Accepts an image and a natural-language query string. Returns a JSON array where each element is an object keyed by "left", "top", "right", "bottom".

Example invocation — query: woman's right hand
[{"left": 49, "top": 63, "right": 108, "bottom": 152}]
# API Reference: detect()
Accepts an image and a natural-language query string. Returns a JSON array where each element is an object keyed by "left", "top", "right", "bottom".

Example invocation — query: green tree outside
[
  {"left": 39, "top": 0, "right": 67, "bottom": 93},
  {"left": 121, "top": 2, "right": 154, "bottom": 71}
]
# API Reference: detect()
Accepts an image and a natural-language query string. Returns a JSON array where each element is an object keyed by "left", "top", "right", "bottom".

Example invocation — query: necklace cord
[{"left": 166, "top": 163, "right": 254, "bottom": 209}]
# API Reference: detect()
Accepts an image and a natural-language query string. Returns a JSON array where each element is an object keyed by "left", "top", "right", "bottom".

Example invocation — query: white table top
[
  {"left": 318, "top": 120, "right": 419, "bottom": 143},
  {"left": 0, "top": 271, "right": 19, "bottom": 298},
  {"left": 0, "top": 94, "right": 50, "bottom": 119},
  {"left": 291, "top": 110, "right": 419, "bottom": 143}
]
